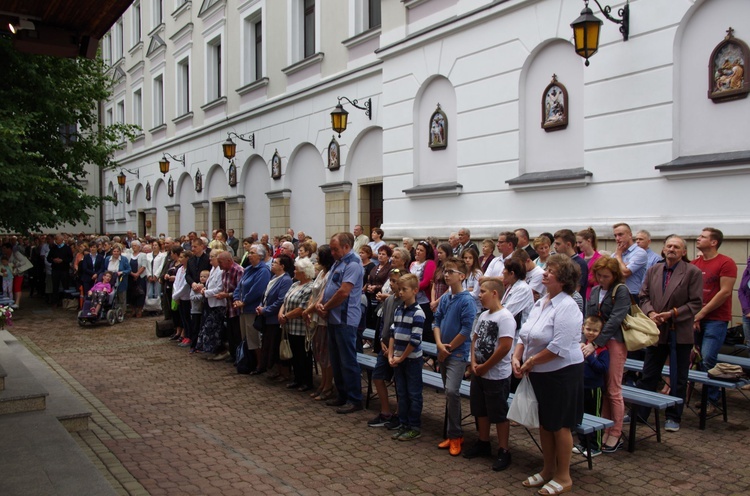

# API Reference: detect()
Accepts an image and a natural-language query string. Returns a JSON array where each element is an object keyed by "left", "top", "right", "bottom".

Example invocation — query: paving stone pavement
[{"left": 8, "top": 297, "right": 750, "bottom": 495}]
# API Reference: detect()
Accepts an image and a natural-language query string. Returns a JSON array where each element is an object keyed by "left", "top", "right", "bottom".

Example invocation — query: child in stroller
[{"left": 88, "top": 271, "right": 114, "bottom": 317}]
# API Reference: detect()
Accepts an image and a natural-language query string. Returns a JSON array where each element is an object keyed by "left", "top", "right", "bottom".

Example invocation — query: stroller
[{"left": 77, "top": 273, "right": 125, "bottom": 327}]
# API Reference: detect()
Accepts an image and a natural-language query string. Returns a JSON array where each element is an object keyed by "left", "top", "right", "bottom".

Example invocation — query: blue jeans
[
  {"left": 394, "top": 357, "right": 423, "bottom": 429},
  {"left": 698, "top": 320, "right": 728, "bottom": 404},
  {"left": 328, "top": 323, "right": 362, "bottom": 405}
]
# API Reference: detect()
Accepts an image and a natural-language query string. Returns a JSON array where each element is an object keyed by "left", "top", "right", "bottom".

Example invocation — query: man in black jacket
[
  {"left": 47, "top": 233, "right": 74, "bottom": 306},
  {"left": 187, "top": 238, "right": 211, "bottom": 292}
]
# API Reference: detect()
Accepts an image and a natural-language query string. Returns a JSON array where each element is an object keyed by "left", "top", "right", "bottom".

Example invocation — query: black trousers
[
  {"left": 227, "top": 315, "right": 241, "bottom": 359},
  {"left": 636, "top": 341, "right": 692, "bottom": 423},
  {"left": 260, "top": 324, "right": 281, "bottom": 371},
  {"left": 51, "top": 269, "right": 70, "bottom": 304},
  {"left": 578, "top": 387, "right": 603, "bottom": 449},
  {"left": 288, "top": 334, "right": 313, "bottom": 388}
]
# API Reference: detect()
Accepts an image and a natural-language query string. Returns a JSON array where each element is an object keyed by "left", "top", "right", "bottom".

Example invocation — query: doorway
[
  {"left": 138, "top": 212, "right": 146, "bottom": 237},
  {"left": 212, "top": 201, "right": 226, "bottom": 231}
]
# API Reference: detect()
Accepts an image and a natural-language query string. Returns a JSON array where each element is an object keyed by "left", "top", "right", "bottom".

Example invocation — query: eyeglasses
[
  {"left": 444, "top": 269, "right": 462, "bottom": 276},
  {"left": 390, "top": 269, "right": 403, "bottom": 274}
]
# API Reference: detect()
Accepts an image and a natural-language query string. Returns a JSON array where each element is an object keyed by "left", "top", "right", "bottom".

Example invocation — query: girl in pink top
[
  {"left": 88, "top": 271, "right": 114, "bottom": 316},
  {"left": 577, "top": 227, "right": 602, "bottom": 301}
]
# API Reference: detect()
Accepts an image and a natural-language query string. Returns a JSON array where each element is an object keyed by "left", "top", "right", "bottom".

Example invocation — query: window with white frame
[
  {"left": 206, "top": 36, "right": 222, "bottom": 102},
  {"left": 177, "top": 57, "right": 190, "bottom": 116},
  {"left": 115, "top": 18, "right": 124, "bottom": 60},
  {"left": 176, "top": 0, "right": 187, "bottom": 10},
  {"left": 289, "top": 0, "right": 318, "bottom": 63},
  {"left": 153, "top": 0, "right": 163, "bottom": 29},
  {"left": 243, "top": 11, "right": 263, "bottom": 84},
  {"left": 116, "top": 100, "right": 125, "bottom": 124},
  {"left": 133, "top": 88, "right": 143, "bottom": 128},
  {"left": 132, "top": 1, "right": 142, "bottom": 45},
  {"left": 303, "top": 0, "right": 315, "bottom": 58},
  {"left": 153, "top": 74, "right": 164, "bottom": 127},
  {"left": 102, "top": 34, "right": 112, "bottom": 65},
  {"left": 367, "top": 0, "right": 381, "bottom": 30},
  {"left": 105, "top": 107, "right": 114, "bottom": 127}
]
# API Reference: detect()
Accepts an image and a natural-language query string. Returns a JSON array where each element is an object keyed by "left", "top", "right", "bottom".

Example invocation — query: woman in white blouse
[
  {"left": 195, "top": 249, "right": 226, "bottom": 355},
  {"left": 512, "top": 254, "right": 584, "bottom": 495},
  {"left": 145, "top": 240, "right": 167, "bottom": 303}
]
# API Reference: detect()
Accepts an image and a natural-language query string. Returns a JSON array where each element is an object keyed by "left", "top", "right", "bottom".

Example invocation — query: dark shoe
[
  {"left": 286, "top": 382, "right": 300, "bottom": 389},
  {"left": 249, "top": 369, "right": 265, "bottom": 376},
  {"left": 492, "top": 448, "right": 512, "bottom": 471},
  {"left": 326, "top": 398, "right": 347, "bottom": 407},
  {"left": 463, "top": 440, "right": 492, "bottom": 459},
  {"left": 601, "top": 439, "right": 623, "bottom": 453},
  {"left": 397, "top": 429, "right": 422, "bottom": 442},
  {"left": 297, "top": 385, "right": 312, "bottom": 393},
  {"left": 315, "top": 389, "right": 335, "bottom": 401},
  {"left": 210, "top": 351, "right": 230, "bottom": 361},
  {"left": 266, "top": 372, "right": 281, "bottom": 380},
  {"left": 385, "top": 416, "right": 402, "bottom": 430},
  {"left": 336, "top": 403, "right": 363, "bottom": 414},
  {"left": 224, "top": 356, "right": 235, "bottom": 363},
  {"left": 368, "top": 413, "right": 393, "bottom": 428},
  {"left": 169, "top": 333, "right": 181, "bottom": 341}
]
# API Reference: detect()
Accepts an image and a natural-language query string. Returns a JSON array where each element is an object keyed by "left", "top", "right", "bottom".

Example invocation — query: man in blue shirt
[
  {"left": 613, "top": 223, "right": 648, "bottom": 298},
  {"left": 635, "top": 230, "right": 663, "bottom": 269},
  {"left": 317, "top": 232, "right": 365, "bottom": 414}
]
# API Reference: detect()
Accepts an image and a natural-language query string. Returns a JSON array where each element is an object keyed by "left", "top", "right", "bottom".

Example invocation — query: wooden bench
[
  {"left": 717, "top": 353, "right": 750, "bottom": 370},
  {"left": 624, "top": 358, "right": 750, "bottom": 429},
  {"left": 620, "top": 385, "right": 682, "bottom": 452}
]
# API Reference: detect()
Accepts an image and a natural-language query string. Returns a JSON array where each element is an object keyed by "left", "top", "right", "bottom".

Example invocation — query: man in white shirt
[
  {"left": 481, "top": 231, "right": 517, "bottom": 282},
  {"left": 352, "top": 225, "right": 370, "bottom": 253}
]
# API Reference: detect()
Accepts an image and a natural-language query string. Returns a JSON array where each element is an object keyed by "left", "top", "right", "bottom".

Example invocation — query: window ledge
[
  {"left": 127, "top": 209, "right": 137, "bottom": 217},
  {"left": 403, "top": 182, "right": 463, "bottom": 199},
  {"left": 172, "top": 1, "right": 192, "bottom": 19},
  {"left": 128, "top": 41, "right": 143, "bottom": 55},
  {"left": 201, "top": 96, "right": 227, "bottom": 112},
  {"left": 132, "top": 133, "right": 145, "bottom": 142},
  {"left": 281, "top": 52, "right": 324, "bottom": 76},
  {"left": 115, "top": 216, "right": 127, "bottom": 222},
  {"left": 147, "top": 23, "right": 165, "bottom": 38},
  {"left": 172, "top": 112, "right": 194, "bottom": 124},
  {"left": 236, "top": 77, "right": 269, "bottom": 96},
  {"left": 266, "top": 189, "right": 292, "bottom": 199},
  {"left": 105, "top": 218, "right": 116, "bottom": 224},
  {"left": 342, "top": 27, "right": 381, "bottom": 49},
  {"left": 655, "top": 150, "right": 750, "bottom": 180},
  {"left": 149, "top": 123, "right": 167, "bottom": 133},
  {"left": 402, "top": 0, "right": 431, "bottom": 8},
  {"left": 506, "top": 167, "right": 592, "bottom": 191}
]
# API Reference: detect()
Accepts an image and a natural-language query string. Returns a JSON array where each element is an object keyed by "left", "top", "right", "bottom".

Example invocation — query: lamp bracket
[
  {"left": 162, "top": 152, "right": 185, "bottom": 165},
  {"left": 337, "top": 96, "right": 372, "bottom": 120},
  {"left": 227, "top": 132, "right": 255, "bottom": 148},
  {"left": 121, "top": 167, "right": 139, "bottom": 179},
  {"left": 590, "top": 0, "right": 629, "bottom": 41}
]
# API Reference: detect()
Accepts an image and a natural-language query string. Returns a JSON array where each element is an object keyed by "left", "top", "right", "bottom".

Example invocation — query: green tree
[{"left": 0, "top": 37, "right": 138, "bottom": 234}]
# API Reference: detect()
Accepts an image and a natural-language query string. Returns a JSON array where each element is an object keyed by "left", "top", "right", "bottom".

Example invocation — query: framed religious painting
[
  {"left": 428, "top": 104, "right": 447, "bottom": 150},
  {"left": 125, "top": 186, "right": 131, "bottom": 205},
  {"left": 167, "top": 175, "right": 174, "bottom": 197},
  {"left": 228, "top": 162, "right": 237, "bottom": 187},
  {"left": 542, "top": 74, "right": 568, "bottom": 131},
  {"left": 271, "top": 150, "right": 282, "bottom": 180},
  {"left": 113, "top": 190, "right": 118, "bottom": 205},
  {"left": 327, "top": 136, "right": 340, "bottom": 171},
  {"left": 708, "top": 28, "right": 749, "bottom": 102},
  {"left": 195, "top": 170, "right": 203, "bottom": 192},
  {"left": 145, "top": 181, "right": 151, "bottom": 201}
]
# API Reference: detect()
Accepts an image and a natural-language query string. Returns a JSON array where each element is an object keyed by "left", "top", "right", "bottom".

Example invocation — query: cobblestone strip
[
  {"left": 72, "top": 430, "right": 150, "bottom": 496},
  {"left": 17, "top": 334, "right": 141, "bottom": 440}
]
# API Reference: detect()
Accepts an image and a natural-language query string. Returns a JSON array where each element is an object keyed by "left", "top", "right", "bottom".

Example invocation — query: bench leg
[
  {"left": 699, "top": 384, "right": 708, "bottom": 430},
  {"left": 654, "top": 410, "right": 661, "bottom": 444},
  {"left": 628, "top": 406, "right": 637, "bottom": 453},
  {"left": 721, "top": 388, "right": 728, "bottom": 422},
  {"left": 582, "top": 436, "right": 593, "bottom": 470},
  {"left": 365, "top": 370, "right": 373, "bottom": 409}
]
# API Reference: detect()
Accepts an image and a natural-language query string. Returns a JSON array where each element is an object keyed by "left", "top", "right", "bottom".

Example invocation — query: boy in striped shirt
[{"left": 388, "top": 273, "right": 425, "bottom": 441}]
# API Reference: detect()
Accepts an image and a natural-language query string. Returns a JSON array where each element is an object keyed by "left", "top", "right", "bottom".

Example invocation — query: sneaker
[
  {"left": 336, "top": 403, "right": 363, "bottom": 414},
  {"left": 463, "top": 440, "right": 492, "bottom": 459},
  {"left": 368, "top": 413, "right": 392, "bottom": 427},
  {"left": 664, "top": 419, "right": 680, "bottom": 432},
  {"left": 398, "top": 429, "right": 422, "bottom": 441},
  {"left": 385, "top": 416, "right": 402, "bottom": 430},
  {"left": 438, "top": 437, "right": 463, "bottom": 449},
  {"left": 449, "top": 438, "right": 463, "bottom": 456},
  {"left": 572, "top": 443, "right": 586, "bottom": 455},
  {"left": 578, "top": 448, "right": 602, "bottom": 458},
  {"left": 601, "top": 439, "right": 623, "bottom": 453},
  {"left": 391, "top": 426, "right": 408, "bottom": 440},
  {"left": 363, "top": 342, "right": 371, "bottom": 350},
  {"left": 178, "top": 338, "right": 191, "bottom": 347},
  {"left": 622, "top": 414, "right": 631, "bottom": 424},
  {"left": 492, "top": 448, "right": 512, "bottom": 471}
]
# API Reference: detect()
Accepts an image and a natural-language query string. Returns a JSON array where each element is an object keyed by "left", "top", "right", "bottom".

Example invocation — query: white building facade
[{"left": 102, "top": 0, "right": 749, "bottom": 287}]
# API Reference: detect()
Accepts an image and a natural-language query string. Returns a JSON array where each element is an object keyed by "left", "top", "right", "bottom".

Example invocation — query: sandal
[
  {"left": 522, "top": 473, "right": 549, "bottom": 488},
  {"left": 315, "top": 388, "right": 335, "bottom": 401},
  {"left": 310, "top": 389, "right": 323, "bottom": 398},
  {"left": 537, "top": 480, "right": 572, "bottom": 495}
]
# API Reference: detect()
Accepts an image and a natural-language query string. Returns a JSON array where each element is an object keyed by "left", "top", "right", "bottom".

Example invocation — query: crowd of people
[{"left": 2, "top": 222, "right": 749, "bottom": 495}]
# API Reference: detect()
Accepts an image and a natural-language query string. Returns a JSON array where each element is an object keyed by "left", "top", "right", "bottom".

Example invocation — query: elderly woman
[
  {"left": 128, "top": 240, "right": 148, "bottom": 317},
  {"left": 278, "top": 258, "right": 315, "bottom": 391},
  {"left": 512, "top": 254, "right": 584, "bottom": 495},
  {"left": 297, "top": 240, "right": 314, "bottom": 261},
  {"left": 233, "top": 244, "right": 271, "bottom": 374},
  {"left": 145, "top": 240, "right": 167, "bottom": 304},
  {"left": 194, "top": 249, "right": 226, "bottom": 355},
  {"left": 585, "top": 256, "right": 631, "bottom": 453},
  {"left": 479, "top": 239, "right": 495, "bottom": 273},
  {"left": 257, "top": 254, "right": 294, "bottom": 379},
  {"left": 103, "top": 243, "right": 131, "bottom": 309},
  {"left": 303, "top": 245, "right": 335, "bottom": 400},
  {"left": 377, "top": 246, "right": 410, "bottom": 300}
]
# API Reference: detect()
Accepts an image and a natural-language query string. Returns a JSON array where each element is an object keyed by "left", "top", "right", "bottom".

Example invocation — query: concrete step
[
  {"left": 0, "top": 331, "right": 91, "bottom": 431},
  {"left": 0, "top": 336, "right": 47, "bottom": 415},
  {"left": 0, "top": 410, "right": 117, "bottom": 496}
]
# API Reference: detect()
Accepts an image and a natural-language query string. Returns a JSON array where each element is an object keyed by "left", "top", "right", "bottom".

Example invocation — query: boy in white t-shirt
[{"left": 464, "top": 279, "right": 517, "bottom": 471}]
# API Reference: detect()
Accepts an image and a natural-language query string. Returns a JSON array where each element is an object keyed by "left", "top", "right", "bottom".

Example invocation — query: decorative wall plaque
[
  {"left": 167, "top": 176, "right": 174, "bottom": 197},
  {"left": 708, "top": 27, "right": 749, "bottom": 102},
  {"left": 228, "top": 161, "right": 237, "bottom": 187},
  {"left": 195, "top": 170, "right": 203, "bottom": 192},
  {"left": 428, "top": 104, "right": 447, "bottom": 150},
  {"left": 145, "top": 181, "right": 151, "bottom": 201},
  {"left": 327, "top": 136, "right": 340, "bottom": 171},
  {"left": 271, "top": 150, "right": 282, "bottom": 180},
  {"left": 542, "top": 74, "right": 568, "bottom": 131},
  {"left": 126, "top": 186, "right": 131, "bottom": 204}
]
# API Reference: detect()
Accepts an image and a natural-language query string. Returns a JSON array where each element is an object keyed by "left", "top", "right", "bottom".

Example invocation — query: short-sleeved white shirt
[{"left": 472, "top": 307, "right": 516, "bottom": 380}]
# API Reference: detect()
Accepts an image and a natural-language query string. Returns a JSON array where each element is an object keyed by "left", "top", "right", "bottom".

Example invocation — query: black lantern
[
  {"left": 222, "top": 136, "right": 237, "bottom": 160},
  {"left": 117, "top": 167, "right": 139, "bottom": 185},
  {"left": 159, "top": 153, "right": 185, "bottom": 176},
  {"left": 571, "top": 0, "right": 629, "bottom": 66},
  {"left": 330, "top": 96, "right": 371, "bottom": 137}
]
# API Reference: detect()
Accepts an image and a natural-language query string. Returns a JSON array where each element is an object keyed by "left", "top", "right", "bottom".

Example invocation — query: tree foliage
[{"left": 0, "top": 37, "right": 138, "bottom": 233}]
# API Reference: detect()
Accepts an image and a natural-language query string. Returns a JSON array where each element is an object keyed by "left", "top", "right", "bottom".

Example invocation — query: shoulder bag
[{"left": 610, "top": 284, "right": 660, "bottom": 351}]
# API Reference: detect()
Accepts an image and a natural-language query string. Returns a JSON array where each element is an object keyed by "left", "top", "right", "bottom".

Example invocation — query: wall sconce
[
  {"left": 9, "top": 19, "right": 35, "bottom": 34},
  {"left": 117, "top": 167, "right": 139, "bottom": 186},
  {"left": 331, "top": 96, "right": 371, "bottom": 137},
  {"left": 159, "top": 153, "right": 185, "bottom": 176},
  {"left": 571, "top": 0, "right": 629, "bottom": 66},
  {"left": 222, "top": 132, "right": 255, "bottom": 160}
]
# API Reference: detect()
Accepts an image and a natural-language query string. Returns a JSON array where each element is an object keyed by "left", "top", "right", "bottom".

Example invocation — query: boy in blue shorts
[
  {"left": 389, "top": 273, "right": 425, "bottom": 441},
  {"left": 367, "top": 269, "right": 403, "bottom": 430},
  {"left": 464, "top": 279, "right": 516, "bottom": 471}
]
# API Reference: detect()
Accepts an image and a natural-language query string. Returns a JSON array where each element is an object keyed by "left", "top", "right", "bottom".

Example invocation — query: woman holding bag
[
  {"left": 512, "top": 254, "right": 583, "bottom": 496},
  {"left": 278, "top": 258, "right": 315, "bottom": 392},
  {"left": 585, "top": 256, "right": 631, "bottom": 453},
  {"left": 257, "top": 255, "right": 294, "bottom": 380}
]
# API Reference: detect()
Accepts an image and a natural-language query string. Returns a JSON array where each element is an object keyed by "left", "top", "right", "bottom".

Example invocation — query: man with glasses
[{"left": 482, "top": 232, "right": 518, "bottom": 282}]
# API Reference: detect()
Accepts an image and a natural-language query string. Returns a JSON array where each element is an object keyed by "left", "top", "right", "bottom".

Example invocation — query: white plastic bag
[{"left": 507, "top": 375, "right": 539, "bottom": 428}]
